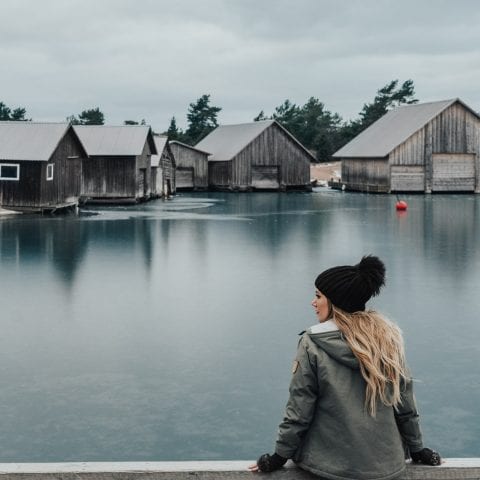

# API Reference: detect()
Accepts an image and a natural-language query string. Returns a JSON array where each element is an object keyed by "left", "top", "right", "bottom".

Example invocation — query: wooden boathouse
[
  {"left": 195, "top": 120, "right": 313, "bottom": 191},
  {"left": 0, "top": 122, "right": 86, "bottom": 213},
  {"left": 333, "top": 98, "right": 480, "bottom": 193},
  {"left": 74, "top": 125, "right": 157, "bottom": 204},
  {"left": 151, "top": 135, "right": 176, "bottom": 198},
  {"left": 170, "top": 140, "right": 209, "bottom": 190}
]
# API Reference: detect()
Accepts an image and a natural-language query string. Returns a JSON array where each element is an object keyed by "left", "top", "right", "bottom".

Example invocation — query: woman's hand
[
  {"left": 248, "top": 453, "right": 287, "bottom": 473},
  {"left": 410, "top": 448, "right": 442, "bottom": 466}
]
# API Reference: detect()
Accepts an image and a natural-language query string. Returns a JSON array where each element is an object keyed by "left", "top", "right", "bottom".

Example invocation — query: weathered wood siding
[
  {"left": 82, "top": 157, "right": 136, "bottom": 199},
  {"left": 135, "top": 140, "right": 153, "bottom": 199},
  {"left": 343, "top": 101, "right": 480, "bottom": 193},
  {"left": 390, "top": 101, "right": 480, "bottom": 192},
  {"left": 176, "top": 168, "right": 194, "bottom": 189},
  {"left": 42, "top": 127, "right": 84, "bottom": 204},
  {"left": 0, "top": 161, "right": 42, "bottom": 208},
  {"left": 160, "top": 143, "right": 176, "bottom": 195},
  {"left": 342, "top": 158, "right": 390, "bottom": 192},
  {"left": 0, "top": 127, "right": 84, "bottom": 209},
  {"left": 171, "top": 143, "right": 208, "bottom": 190},
  {"left": 82, "top": 140, "right": 154, "bottom": 202},
  {"left": 432, "top": 153, "right": 475, "bottom": 191},
  {"left": 390, "top": 166, "right": 425, "bottom": 191},
  {"left": 251, "top": 165, "right": 280, "bottom": 189},
  {"left": 209, "top": 161, "right": 231, "bottom": 188},
  {"left": 426, "top": 102, "right": 480, "bottom": 192},
  {"left": 231, "top": 123, "right": 310, "bottom": 189}
]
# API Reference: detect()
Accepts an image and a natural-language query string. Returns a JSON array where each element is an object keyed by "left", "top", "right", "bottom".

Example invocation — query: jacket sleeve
[
  {"left": 394, "top": 376, "right": 424, "bottom": 453},
  {"left": 275, "top": 336, "right": 319, "bottom": 459}
]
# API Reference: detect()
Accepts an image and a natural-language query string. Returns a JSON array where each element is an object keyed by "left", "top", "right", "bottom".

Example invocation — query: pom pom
[{"left": 356, "top": 255, "right": 386, "bottom": 297}]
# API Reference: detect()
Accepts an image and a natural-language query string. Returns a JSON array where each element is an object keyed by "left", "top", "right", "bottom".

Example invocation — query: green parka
[{"left": 275, "top": 321, "right": 424, "bottom": 480}]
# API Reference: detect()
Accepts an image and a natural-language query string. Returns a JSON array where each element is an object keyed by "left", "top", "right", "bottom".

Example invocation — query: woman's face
[{"left": 312, "top": 289, "right": 330, "bottom": 323}]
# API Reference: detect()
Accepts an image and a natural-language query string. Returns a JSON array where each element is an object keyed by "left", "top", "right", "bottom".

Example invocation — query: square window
[
  {"left": 47, "top": 163, "right": 54, "bottom": 181},
  {"left": 0, "top": 164, "right": 20, "bottom": 180}
]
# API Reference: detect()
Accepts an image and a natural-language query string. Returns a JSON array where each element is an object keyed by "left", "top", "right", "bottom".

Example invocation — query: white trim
[
  {"left": 309, "top": 319, "right": 339, "bottom": 334},
  {"left": 46, "top": 163, "right": 54, "bottom": 181},
  {"left": 0, "top": 163, "right": 20, "bottom": 181}
]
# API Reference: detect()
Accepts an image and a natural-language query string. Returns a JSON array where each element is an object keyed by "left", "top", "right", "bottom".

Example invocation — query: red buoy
[{"left": 395, "top": 200, "right": 408, "bottom": 211}]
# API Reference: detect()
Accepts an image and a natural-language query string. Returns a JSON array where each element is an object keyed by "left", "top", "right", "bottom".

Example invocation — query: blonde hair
[{"left": 332, "top": 306, "right": 407, "bottom": 416}]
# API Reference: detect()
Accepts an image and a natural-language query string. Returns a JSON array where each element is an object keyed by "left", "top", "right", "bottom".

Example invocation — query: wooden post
[{"left": 424, "top": 123, "right": 433, "bottom": 193}]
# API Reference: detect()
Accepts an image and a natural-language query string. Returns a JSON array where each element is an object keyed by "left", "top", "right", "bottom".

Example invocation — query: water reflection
[
  {"left": 0, "top": 217, "right": 89, "bottom": 290},
  {"left": 423, "top": 196, "right": 479, "bottom": 276},
  {"left": 0, "top": 192, "right": 479, "bottom": 461}
]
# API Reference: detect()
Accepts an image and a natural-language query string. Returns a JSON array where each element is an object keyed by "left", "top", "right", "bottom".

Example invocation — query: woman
[{"left": 249, "top": 256, "right": 440, "bottom": 480}]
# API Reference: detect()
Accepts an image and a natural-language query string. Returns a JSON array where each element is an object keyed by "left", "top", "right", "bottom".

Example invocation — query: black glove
[
  {"left": 410, "top": 448, "right": 441, "bottom": 466},
  {"left": 257, "top": 453, "right": 288, "bottom": 472}
]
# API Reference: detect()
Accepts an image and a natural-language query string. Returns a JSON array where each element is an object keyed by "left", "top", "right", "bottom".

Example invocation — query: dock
[
  {"left": 0, "top": 208, "right": 20, "bottom": 216},
  {"left": 0, "top": 202, "right": 78, "bottom": 215},
  {"left": 0, "top": 459, "right": 479, "bottom": 479}
]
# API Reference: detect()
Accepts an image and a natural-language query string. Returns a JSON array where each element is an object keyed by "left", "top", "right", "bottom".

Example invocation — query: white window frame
[
  {"left": 46, "top": 163, "right": 54, "bottom": 181},
  {"left": 0, "top": 163, "right": 20, "bottom": 181}
]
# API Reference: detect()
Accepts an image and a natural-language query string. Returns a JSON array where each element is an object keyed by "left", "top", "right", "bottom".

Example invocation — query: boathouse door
[
  {"left": 252, "top": 166, "right": 279, "bottom": 189},
  {"left": 176, "top": 167, "right": 194, "bottom": 189},
  {"left": 390, "top": 166, "right": 425, "bottom": 192},
  {"left": 138, "top": 168, "right": 147, "bottom": 198},
  {"left": 432, "top": 153, "right": 475, "bottom": 192}
]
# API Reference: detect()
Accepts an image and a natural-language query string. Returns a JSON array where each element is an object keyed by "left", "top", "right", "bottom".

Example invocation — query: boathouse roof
[
  {"left": 74, "top": 125, "right": 156, "bottom": 157},
  {"left": 170, "top": 140, "right": 211, "bottom": 155},
  {"left": 195, "top": 120, "right": 315, "bottom": 161},
  {"left": 333, "top": 98, "right": 480, "bottom": 158},
  {"left": 0, "top": 121, "right": 71, "bottom": 161},
  {"left": 151, "top": 135, "right": 168, "bottom": 167}
]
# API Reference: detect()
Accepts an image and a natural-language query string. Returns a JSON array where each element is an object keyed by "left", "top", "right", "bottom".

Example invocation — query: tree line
[
  {"left": 252, "top": 79, "right": 417, "bottom": 161},
  {"left": 165, "top": 80, "right": 417, "bottom": 161},
  {"left": 1, "top": 79, "right": 417, "bottom": 161}
]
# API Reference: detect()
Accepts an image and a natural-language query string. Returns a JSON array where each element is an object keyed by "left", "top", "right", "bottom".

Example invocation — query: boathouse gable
[
  {"left": 151, "top": 135, "right": 176, "bottom": 197},
  {"left": 196, "top": 120, "right": 313, "bottom": 191},
  {"left": 74, "top": 125, "right": 157, "bottom": 203},
  {"left": 0, "top": 122, "right": 86, "bottom": 212},
  {"left": 170, "top": 141, "right": 209, "bottom": 190},
  {"left": 333, "top": 99, "right": 480, "bottom": 193}
]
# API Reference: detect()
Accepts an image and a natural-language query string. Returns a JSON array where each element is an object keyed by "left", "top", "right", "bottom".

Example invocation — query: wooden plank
[
  {"left": 208, "top": 162, "right": 231, "bottom": 188},
  {"left": 432, "top": 153, "right": 475, "bottom": 191},
  {"left": 0, "top": 460, "right": 479, "bottom": 480},
  {"left": 171, "top": 144, "right": 208, "bottom": 189},
  {"left": 252, "top": 165, "right": 279, "bottom": 189},
  {"left": 391, "top": 166, "right": 425, "bottom": 191},
  {"left": 176, "top": 168, "right": 194, "bottom": 189}
]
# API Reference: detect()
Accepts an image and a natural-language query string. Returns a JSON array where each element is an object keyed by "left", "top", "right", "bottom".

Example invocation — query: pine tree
[
  {"left": 184, "top": 94, "right": 221, "bottom": 144},
  {"left": 78, "top": 107, "right": 105, "bottom": 125},
  {"left": 167, "top": 116, "right": 181, "bottom": 140},
  {"left": 253, "top": 110, "right": 268, "bottom": 121},
  {"left": 0, "top": 101, "right": 29, "bottom": 121},
  {"left": 338, "top": 79, "right": 418, "bottom": 148}
]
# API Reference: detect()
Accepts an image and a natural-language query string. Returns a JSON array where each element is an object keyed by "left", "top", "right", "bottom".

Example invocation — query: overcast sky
[{"left": 1, "top": 0, "right": 480, "bottom": 132}]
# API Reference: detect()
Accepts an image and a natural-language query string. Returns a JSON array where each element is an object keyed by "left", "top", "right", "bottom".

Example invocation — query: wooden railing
[{"left": 0, "top": 460, "right": 479, "bottom": 480}]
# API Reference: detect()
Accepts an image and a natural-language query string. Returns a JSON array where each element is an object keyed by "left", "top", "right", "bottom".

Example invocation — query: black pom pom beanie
[{"left": 314, "top": 255, "right": 386, "bottom": 313}]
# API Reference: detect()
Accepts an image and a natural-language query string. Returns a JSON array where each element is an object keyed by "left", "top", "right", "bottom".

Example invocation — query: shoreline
[{"left": 310, "top": 161, "right": 341, "bottom": 182}]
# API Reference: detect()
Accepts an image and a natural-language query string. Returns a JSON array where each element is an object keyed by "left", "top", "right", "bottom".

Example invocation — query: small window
[
  {"left": 47, "top": 163, "right": 54, "bottom": 181},
  {"left": 0, "top": 163, "right": 20, "bottom": 181}
]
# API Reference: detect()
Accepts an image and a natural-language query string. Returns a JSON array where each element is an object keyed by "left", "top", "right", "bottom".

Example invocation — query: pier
[{"left": 0, "top": 460, "right": 479, "bottom": 480}]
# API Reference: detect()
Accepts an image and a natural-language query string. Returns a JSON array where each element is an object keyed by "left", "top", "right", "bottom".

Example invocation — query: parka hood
[{"left": 307, "top": 330, "right": 360, "bottom": 370}]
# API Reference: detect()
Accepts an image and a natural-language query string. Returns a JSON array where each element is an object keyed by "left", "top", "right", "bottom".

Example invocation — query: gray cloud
[{"left": 1, "top": 0, "right": 479, "bottom": 132}]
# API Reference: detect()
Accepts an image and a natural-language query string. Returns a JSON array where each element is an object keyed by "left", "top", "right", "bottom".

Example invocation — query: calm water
[{"left": 0, "top": 190, "right": 479, "bottom": 461}]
